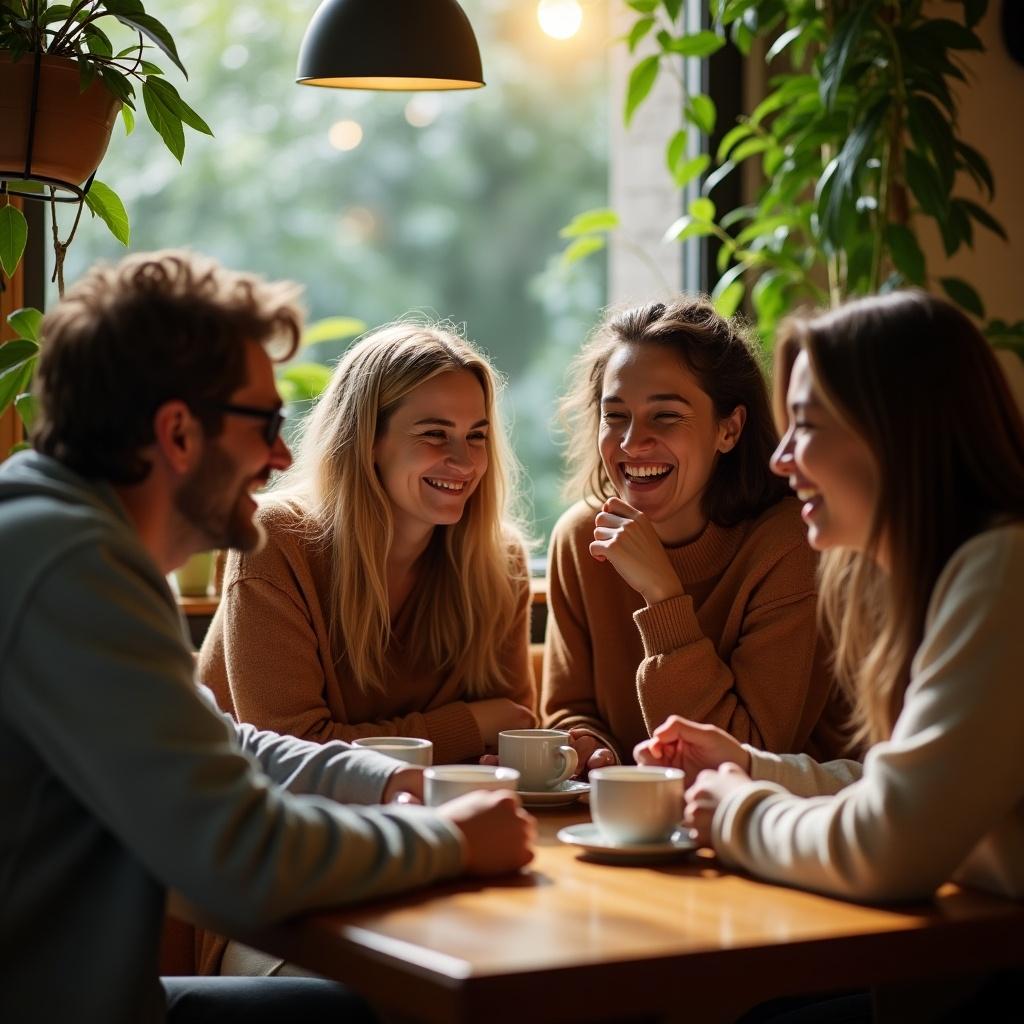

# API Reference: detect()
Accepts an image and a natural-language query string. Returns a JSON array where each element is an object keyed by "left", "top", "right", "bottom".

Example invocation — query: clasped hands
[{"left": 634, "top": 716, "right": 753, "bottom": 846}]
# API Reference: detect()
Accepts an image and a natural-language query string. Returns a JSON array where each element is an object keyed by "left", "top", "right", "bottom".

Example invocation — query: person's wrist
[{"left": 642, "top": 577, "right": 683, "bottom": 606}]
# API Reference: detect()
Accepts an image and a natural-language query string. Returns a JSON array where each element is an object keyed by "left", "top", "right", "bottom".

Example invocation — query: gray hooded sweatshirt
[{"left": 0, "top": 451, "right": 463, "bottom": 1022}]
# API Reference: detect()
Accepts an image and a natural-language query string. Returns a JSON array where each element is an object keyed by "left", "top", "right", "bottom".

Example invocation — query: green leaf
[
  {"left": 752, "top": 271, "right": 788, "bottom": 333},
  {"left": 712, "top": 272, "right": 745, "bottom": 317},
  {"left": 662, "top": 0, "right": 683, "bottom": 20},
  {"left": 690, "top": 197, "right": 716, "bottom": 222},
  {"left": 627, "top": 16, "right": 655, "bottom": 52},
  {"left": 957, "top": 199, "right": 1008, "bottom": 242},
  {"left": 107, "top": 10, "right": 188, "bottom": 78},
  {"left": 940, "top": 277, "right": 985, "bottom": 318},
  {"left": 278, "top": 362, "right": 332, "bottom": 402},
  {"left": 766, "top": 26, "right": 802, "bottom": 63},
  {"left": 84, "top": 180, "right": 130, "bottom": 245},
  {"left": 729, "top": 136, "right": 774, "bottom": 164},
  {"left": 7, "top": 307, "right": 43, "bottom": 342},
  {"left": 15, "top": 392, "right": 38, "bottom": 432},
  {"left": 954, "top": 140, "right": 995, "bottom": 199},
  {"left": 685, "top": 93, "right": 716, "bottom": 135},
  {"left": 121, "top": 104, "right": 135, "bottom": 135},
  {"left": 885, "top": 224, "right": 926, "bottom": 285},
  {"left": 663, "top": 215, "right": 717, "bottom": 243},
  {"left": 144, "top": 77, "right": 213, "bottom": 136},
  {"left": 908, "top": 96, "right": 955, "bottom": 194},
  {"left": 820, "top": 4, "right": 871, "bottom": 111},
  {"left": 963, "top": 0, "right": 989, "bottom": 29},
  {"left": 666, "top": 129, "right": 687, "bottom": 173},
  {"left": 143, "top": 78, "right": 185, "bottom": 161},
  {"left": 0, "top": 204, "right": 28, "bottom": 278},
  {"left": 625, "top": 56, "right": 659, "bottom": 126},
  {"left": 302, "top": 317, "right": 368, "bottom": 347},
  {"left": 717, "top": 122, "right": 753, "bottom": 162},
  {"left": 659, "top": 31, "right": 725, "bottom": 58},
  {"left": 559, "top": 208, "right": 621, "bottom": 238},
  {"left": 0, "top": 338, "right": 39, "bottom": 374},
  {"left": 673, "top": 154, "right": 710, "bottom": 188},
  {"left": 98, "top": 67, "right": 135, "bottom": 107},
  {"left": 919, "top": 18, "right": 983, "bottom": 51},
  {"left": 626, "top": 0, "right": 659, "bottom": 11},
  {"left": 561, "top": 235, "right": 606, "bottom": 268},
  {"left": 0, "top": 179, "right": 44, "bottom": 195},
  {"left": 905, "top": 148, "right": 949, "bottom": 219},
  {"left": 0, "top": 357, "right": 34, "bottom": 414}
]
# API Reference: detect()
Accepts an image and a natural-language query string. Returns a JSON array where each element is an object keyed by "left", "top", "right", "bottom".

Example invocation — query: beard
[{"left": 174, "top": 440, "right": 267, "bottom": 553}]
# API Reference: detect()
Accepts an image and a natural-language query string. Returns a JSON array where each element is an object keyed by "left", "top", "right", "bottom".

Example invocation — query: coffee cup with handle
[
  {"left": 589, "top": 766, "right": 685, "bottom": 844},
  {"left": 352, "top": 736, "right": 433, "bottom": 767},
  {"left": 498, "top": 729, "right": 578, "bottom": 791}
]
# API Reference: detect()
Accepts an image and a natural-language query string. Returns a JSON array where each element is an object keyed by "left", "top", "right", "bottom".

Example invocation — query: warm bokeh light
[
  {"left": 537, "top": 0, "right": 583, "bottom": 40},
  {"left": 405, "top": 94, "right": 442, "bottom": 128},
  {"left": 328, "top": 119, "right": 363, "bottom": 151}
]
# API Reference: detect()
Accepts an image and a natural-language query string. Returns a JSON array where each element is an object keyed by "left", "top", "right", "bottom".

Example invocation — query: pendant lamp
[{"left": 296, "top": 0, "right": 485, "bottom": 91}]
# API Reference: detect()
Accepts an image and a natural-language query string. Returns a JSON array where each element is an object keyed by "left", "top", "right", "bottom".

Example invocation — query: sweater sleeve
[
  {"left": 632, "top": 538, "right": 827, "bottom": 752},
  {"left": 541, "top": 515, "right": 620, "bottom": 756},
  {"left": 201, "top": 571, "right": 483, "bottom": 758},
  {"left": 7, "top": 537, "right": 465, "bottom": 932},
  {"left": 746, "top": 746, "right": 863, "bottom": 797},
  {"left": 711, "top": 531, "right": 1024, "bottom": 902}
]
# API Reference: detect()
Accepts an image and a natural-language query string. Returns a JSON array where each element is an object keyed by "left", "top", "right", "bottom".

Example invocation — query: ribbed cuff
[
  {"left": 424, "top": 701, "right": 485, "bottom": 763},
  {"left": 633, "top": 592, "right": 703, "bottom": 656}
]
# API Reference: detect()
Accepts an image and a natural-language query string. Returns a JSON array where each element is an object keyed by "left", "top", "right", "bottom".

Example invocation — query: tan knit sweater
[
  {"left": 198, "top": 501, "right": 534, "bottom": 765},
  {"left": 542, "top": 497, "right": 849, "bottom": 762}
]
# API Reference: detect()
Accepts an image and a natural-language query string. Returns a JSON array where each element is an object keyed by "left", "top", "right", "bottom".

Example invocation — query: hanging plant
[{"left": 562, "top": 0, "right": 1021, "bottom": 351}]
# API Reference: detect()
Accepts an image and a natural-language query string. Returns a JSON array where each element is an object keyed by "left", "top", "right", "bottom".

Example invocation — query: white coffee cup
[
  {"left": 589, "top": 766, "right": 685, "bottom": 844},
  {"left": 352, "top": 736, "right": 433, "bottom": 767},
  {"left": 423, "top": 765, "right": 520, "bottom": 807},
  {"left": 498, "top": 729, "right": 578, "bottom": 791}
]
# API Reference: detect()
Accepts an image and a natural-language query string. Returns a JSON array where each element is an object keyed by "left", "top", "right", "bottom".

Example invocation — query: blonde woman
[
  {"left": 544, "top": 297, "right": 849, "bottom": 774},
  {"left": 199, "top": 324, "right": 535, "bottom": 769},
  {"left": 639, "top": 292, "right": 1024, "bottom": 910}
]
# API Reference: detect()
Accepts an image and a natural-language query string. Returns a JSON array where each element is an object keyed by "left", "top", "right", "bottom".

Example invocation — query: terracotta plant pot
[{"left": 0, "top": 52, "right": 121, "bottom": 191}]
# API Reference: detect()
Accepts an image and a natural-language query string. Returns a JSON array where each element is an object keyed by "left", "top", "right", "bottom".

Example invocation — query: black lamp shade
[{"left": 296, "top": 0, "right": 485, "bottom": 91}]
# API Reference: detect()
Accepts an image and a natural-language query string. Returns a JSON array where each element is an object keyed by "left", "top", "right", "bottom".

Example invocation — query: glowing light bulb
[
  {"left": 537, "top": 0, "right": 583, "bottom": 40},
  {"left": 405, "top": 94, "right": 441, "bottom": 128},
  {"left": 328, "top": 119, "right": 363, "bottom": 151}
]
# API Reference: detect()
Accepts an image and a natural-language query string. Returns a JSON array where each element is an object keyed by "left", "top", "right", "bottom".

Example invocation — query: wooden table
[{"left": 244, "top": 807, "right": 1024, "bottom": 1023}]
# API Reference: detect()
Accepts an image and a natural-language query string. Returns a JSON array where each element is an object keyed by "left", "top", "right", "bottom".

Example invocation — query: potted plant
[
  {"left": 0, "top": 0, "right": 212, "bottom": 445},
  {"left": 562, "top": 0, "right": 1023, "bottom": 352}
]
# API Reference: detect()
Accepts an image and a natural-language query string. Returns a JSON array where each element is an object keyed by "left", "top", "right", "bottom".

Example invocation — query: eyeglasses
[{"left": 216, "top": 403, "right": 286, "bottom": 446}]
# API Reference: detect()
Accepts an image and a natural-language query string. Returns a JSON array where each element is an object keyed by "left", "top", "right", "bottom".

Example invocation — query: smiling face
[
  {"left": 598, "top": 342, "right": 744, "bottom": 543},
  {"left": 770, "top": 350, "right": 880, "bottom": 558},
  {"left": 175, "top": 340, "right": 292, "bottom": 551},
  {"left": 373, "top": 369, "right": 490, "bottom": 546}
]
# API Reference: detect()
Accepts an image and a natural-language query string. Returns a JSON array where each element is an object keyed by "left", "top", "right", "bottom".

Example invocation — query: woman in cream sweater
[{"left": 639, "top": 291, "right": 1024, "bottom": 909}]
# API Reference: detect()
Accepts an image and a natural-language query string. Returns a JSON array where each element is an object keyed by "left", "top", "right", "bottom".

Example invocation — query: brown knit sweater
[
  {"left": 198, "top": 500, "right": 534, "bottom": 766},
  {"left": 542, "top": 497, "right": 850, "bottom": 763}
]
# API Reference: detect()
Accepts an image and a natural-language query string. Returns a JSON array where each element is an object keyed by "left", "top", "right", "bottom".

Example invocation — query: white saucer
[
  {"left": 518, "top": 780, "right": 590, "bottom": 808},
  {"left": 556, "top": 822, "right": 697, "bottom": 862}
]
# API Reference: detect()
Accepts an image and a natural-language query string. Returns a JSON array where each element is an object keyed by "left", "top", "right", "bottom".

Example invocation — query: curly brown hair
[{"left": 33, "top": 249, "right": 303, "bottom": 483}]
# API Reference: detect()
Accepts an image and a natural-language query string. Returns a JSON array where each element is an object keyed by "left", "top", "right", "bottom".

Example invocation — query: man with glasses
[{"left": 0, "top": 250, "right": 534, "bottom": 1023}]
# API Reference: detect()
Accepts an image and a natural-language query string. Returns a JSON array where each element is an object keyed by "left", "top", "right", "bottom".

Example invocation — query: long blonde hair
[
  {"left": 775, "top": 293, "right": 1024, "bottom": 746},
  {"left": 273, "top": 323, "right": 527, "bottom": 696}
]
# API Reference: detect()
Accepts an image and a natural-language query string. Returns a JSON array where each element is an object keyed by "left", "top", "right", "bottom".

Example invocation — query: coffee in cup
[
  {"left": 423, "top": 765, "right": 520, "bottom": 807},
  {"left": 352, "top": 736, "right": 433, "bottom": 767},
  {"left": 589, "top": 766, "right": 685, "bottom": 844},
  {"left": 498, "top": 729, "right": 578, "bottom": 791}
]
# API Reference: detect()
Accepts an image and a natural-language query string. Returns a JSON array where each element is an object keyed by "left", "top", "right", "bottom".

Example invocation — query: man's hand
[
  {"left": 683, "top": 763, "right": 751, "bottom": 846},
  {"left": 381, "top": 766, "right": 424, "bottom": 805},
  {"left": 438, "top": 790, "right": 536, "bottom": 875},
  {"left": 589, "top": 497, "right": 684, "bottom": 606},
  {"left": 634, "top": 715, "right": 751, "bottom": 782}
]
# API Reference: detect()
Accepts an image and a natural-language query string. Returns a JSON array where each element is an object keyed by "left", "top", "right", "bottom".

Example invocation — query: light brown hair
[
  {"left": 33, "top": 249, "right": 302, "bottom": 483},
  {"left": 775, "top": 292, "right": 1024, "bottom": 745}
]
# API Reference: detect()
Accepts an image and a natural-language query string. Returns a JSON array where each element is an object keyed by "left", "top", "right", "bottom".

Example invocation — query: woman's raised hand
[
  {"left": 589, "top": 497, "right": 683, "bottom": 606},
  {"left": 634, "top": 715, "right": 751, "bottom": 780},
  {"left": 468, "top": 698, "right": 537, "bottom": 750}
]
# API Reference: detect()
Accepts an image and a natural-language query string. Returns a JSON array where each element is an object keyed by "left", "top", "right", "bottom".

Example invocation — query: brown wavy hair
[
  {"left": 33, "top": 249, "right": 302, "bottom": 483},
  {"left": 561, "top": 295, "right": 788, "bottom": 525},
  {"left": 774, "top": 292, "right": 1024, "bottom": 745}
]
